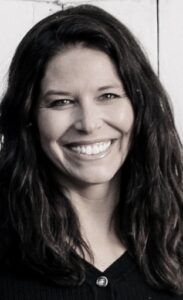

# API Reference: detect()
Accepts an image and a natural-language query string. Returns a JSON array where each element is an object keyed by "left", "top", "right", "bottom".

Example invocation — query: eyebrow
[
  {"left": 97, "top": 85, "right": 123, "bottom": 91},
  {"left": 42, "top": 90, "right": 72, "bottom": 98},
  {"left": 42, "top": 84, "right": 123, "bottom": 98}
]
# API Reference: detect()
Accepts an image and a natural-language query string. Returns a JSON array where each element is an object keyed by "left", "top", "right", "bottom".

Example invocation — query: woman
[{"left": 0, "top": 4, "right": 182, "bottom": 299}]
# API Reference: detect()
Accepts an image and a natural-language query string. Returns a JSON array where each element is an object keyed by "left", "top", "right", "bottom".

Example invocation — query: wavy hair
[{"left": 0, "top": 4, "right": 183, "bottom": 293}]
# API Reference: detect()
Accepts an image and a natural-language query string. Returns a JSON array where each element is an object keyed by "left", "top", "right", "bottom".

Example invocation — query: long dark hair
[{"left": 0, "top": 4, "right": 183, "bottom": 293}]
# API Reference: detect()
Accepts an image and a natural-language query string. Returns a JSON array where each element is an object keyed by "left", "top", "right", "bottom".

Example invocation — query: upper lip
[{"left": 63, "top": 139, "right": 116, "bottom": 147}]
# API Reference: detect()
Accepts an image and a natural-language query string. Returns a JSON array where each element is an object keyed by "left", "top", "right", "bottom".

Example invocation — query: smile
[{"left": 68, "top": 141, "right": 112, "bottom": 155}]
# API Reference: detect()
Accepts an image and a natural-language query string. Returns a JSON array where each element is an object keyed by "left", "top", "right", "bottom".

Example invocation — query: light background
[{"left": 0, "top": 0, "right": 182, "bottom": 140}]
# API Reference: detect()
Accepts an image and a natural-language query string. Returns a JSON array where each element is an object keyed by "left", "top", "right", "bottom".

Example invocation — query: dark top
[{"left": 0, "top": 252, "right": 182, "bottom": 300}]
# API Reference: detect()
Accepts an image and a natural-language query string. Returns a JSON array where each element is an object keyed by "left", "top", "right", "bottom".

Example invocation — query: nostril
[{"left": 74, "top": 117, "right": 102, "bottom": 133}]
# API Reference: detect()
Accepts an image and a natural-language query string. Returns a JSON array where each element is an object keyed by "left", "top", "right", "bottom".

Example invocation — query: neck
[
  {"left": 62, "top": 177, "right": 120, "bottom": 238},
  {"left": 61, "top": 177, "right": 126, "bottom": 270}
]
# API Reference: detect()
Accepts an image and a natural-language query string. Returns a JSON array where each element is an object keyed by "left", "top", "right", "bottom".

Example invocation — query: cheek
[
  {"left": 37, "top": 111, "right": 67, "bottom": 141},
  {"left": 114, "top": 103, "right": 134, "bottom": 134}
]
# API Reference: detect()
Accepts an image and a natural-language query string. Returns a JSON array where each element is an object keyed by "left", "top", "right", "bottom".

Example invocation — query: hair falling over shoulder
[{"left": 0, "top": 4, "right": 183, "bottom": 294}]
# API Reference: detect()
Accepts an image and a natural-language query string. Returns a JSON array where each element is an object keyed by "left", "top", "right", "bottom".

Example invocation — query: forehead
[{"left": 41, "top": 46, "right": 123, "bottom": 92}]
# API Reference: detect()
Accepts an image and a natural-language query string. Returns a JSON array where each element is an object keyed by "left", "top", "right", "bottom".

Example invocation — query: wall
[{"left": 0, "top": 0, "right": 182, "bottom": 139}]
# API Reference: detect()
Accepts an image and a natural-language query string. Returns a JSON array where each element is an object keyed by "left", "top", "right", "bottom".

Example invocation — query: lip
[
  {"left": 63, "top": 138, "right": 116, "bottom": 147},
  {"left": 63, "top": 139, "right": 116, "bottom": 161}
]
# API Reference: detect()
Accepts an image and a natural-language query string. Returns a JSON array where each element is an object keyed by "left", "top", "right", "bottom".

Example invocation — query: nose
[{"left": 74, "top": 103, "right": 102, "bottom": 133}]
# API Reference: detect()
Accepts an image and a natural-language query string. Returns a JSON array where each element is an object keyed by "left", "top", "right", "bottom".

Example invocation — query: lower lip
[{"left": 63, "top": 141, "right": 115, "bottom": 161}]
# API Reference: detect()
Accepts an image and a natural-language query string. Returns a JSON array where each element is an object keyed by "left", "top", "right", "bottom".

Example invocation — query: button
[{"left": 96, "top": 276, "right": 109, "bottom": 287}]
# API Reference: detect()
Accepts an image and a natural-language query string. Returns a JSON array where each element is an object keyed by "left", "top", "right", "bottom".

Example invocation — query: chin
[{"left": 73, "top": 170, "right": 118, "bottom": 186}]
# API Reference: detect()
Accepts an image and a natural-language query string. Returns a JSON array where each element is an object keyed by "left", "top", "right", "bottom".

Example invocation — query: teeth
[
  {"left": 71, "top": 141, "right": 111, "bottom": 155},
  {"left": 81, "top": 146, "right": 86, "bottom": 154}
]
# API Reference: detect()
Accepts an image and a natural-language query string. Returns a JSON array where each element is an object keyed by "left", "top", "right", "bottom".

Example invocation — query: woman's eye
[
  {"left": 49, "top": 99, "right": 74, "bottom": 108},
  {"left": 99, "top": 93, "right": 120, "bottom": 101}
]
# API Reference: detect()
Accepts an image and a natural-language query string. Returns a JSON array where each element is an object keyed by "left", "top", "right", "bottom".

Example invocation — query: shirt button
[{"left": 96, "top": 276, "right": 109, "bottom": 287}]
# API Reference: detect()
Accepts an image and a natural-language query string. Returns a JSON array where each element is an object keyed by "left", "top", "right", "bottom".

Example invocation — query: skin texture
[
  {"left": 37, "top": 46, "right": 134, "bottom": 270},
  {"left": 37, "top": 46, "right": 134, "bottom": 188}
]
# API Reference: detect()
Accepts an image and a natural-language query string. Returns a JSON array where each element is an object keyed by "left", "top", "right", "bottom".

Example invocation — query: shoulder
[
  {"left": 123, "top": 256, "right": 183, "bottom": 300},
  {"left": 0, "top": 268, "right": 66, "bottom": 299}
]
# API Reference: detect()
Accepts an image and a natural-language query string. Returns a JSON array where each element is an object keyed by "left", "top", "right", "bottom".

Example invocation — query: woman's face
[{"left": 37, "top": 46, "right": 134, "bottom": 186}]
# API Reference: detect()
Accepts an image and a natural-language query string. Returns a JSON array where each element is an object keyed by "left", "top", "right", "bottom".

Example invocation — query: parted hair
[{"left": 0, "top": 4, "right": 183, "bottom": 294}]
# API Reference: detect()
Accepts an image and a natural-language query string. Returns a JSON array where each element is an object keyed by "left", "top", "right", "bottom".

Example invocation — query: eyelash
[
  {"left": 49, "top": 99, "right": 74, "bottom": 107},
  {"left": 48, "top": 93, "right": 123, "bottom": 108},
  {"left": 99, "top": 93, "right": 120, "bottom": 100}
]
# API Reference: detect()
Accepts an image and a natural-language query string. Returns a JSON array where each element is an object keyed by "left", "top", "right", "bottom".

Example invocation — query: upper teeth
[{"left": 71, "top": 141, "right": 111, "bottom": 155}]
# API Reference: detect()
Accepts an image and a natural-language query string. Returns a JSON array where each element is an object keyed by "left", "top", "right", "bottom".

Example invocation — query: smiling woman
[
  {"left": 37, "top": 46, "right": 134, "bottom": 185},
  {"left": 0, "top": 4, "right": 183, "bottom": 300}
]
